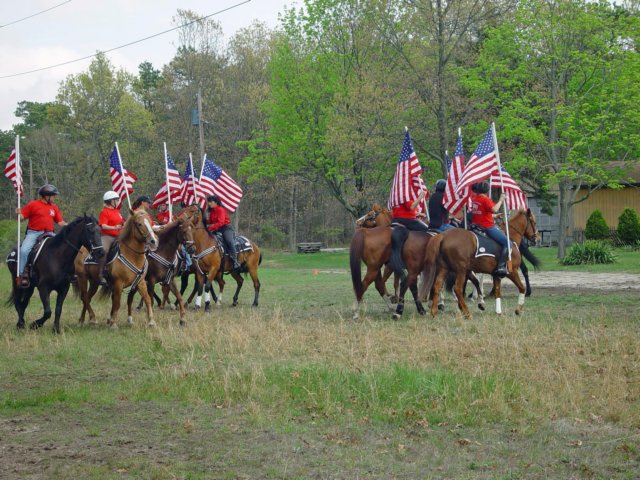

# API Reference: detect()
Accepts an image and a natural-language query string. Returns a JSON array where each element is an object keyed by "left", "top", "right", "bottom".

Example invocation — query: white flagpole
[
  {"left": 15, "top": 136, "right": 22, "bottom": 281},
  {"left": 163, "top": 142, "right": 172, "bottom": 222},
  {"left": 115, "top": 142, "right": 132, "bottom": 210},
  {"left": 491, "top": 122, "right": 511, "bottom": 265},
  {"left": 458, "top": 127, "right": 468, "bottom": 230},
  {"left": 189, "top": 153, "right": 199, "bottom": 206}
]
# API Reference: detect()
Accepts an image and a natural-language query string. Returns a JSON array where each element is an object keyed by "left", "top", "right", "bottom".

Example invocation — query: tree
[{"left": 468, "top": 0, "right": 640, "bottom": 257}]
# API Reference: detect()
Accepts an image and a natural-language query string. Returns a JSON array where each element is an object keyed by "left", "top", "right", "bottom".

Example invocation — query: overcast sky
[{"left": 0, "top": 0, "right": 299, "bottom": 131}]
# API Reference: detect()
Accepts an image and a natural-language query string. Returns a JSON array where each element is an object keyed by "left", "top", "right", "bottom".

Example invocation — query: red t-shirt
[
  {"left": 99, "top": 206, "right": 124, "bottom": 237},
  {"left": 392, "top": 200, "right": 418, "bottom": 220},
  {"left": 156, "top": 210, "right": 170, "bottom": 225},
  {"left": 471, "top": 194, "right": 495, "bottom": 229},
  {"left": 21, "top": 199, "right": 63, "bottom": 232},
  {"left": 207, "top": 205, "right": 230, "bottom": 232}
]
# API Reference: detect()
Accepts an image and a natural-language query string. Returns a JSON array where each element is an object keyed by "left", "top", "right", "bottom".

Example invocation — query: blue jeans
[
  {"left": 19, "top": 229, "right": 44, "bottom": 275},
  {"left": 181, "top": 245, "right": 192, "bottom": 269},
  {"left": 437, "top": 223, "right": 455, "bottom": 232},
  {"left": 485, "top": 226, "right": 509, "bottom": 249}
]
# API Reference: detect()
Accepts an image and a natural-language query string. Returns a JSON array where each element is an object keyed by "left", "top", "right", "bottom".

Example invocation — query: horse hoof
[
  {"left": 170, "top": 304, "right": 177, "bottom": 311},
  {"left": 478, "top": 303, "right": 485, "bottom": 311},
  {"left": 392, "top": 313, "right": 401, "bottom": 321},
  {"left": 437, "top": 304, "right": 445, "bottom": 312},
  {"left": 179, "top": 320, "right": 186, "bottom": 327},
  {"left": 29, "top": 322, "right": 41, "bottom": 330},
  {"left": 109, "top": 323, "right": 118, "bottom": 330},
  {"left": 16, "top": 322, "right": 25, "bottom": 330},
  {"left": 147, "top": 321, "right": 157, "bottom": 327},
  {"left": 127, "top": 316, "right": 134, "bottom": 325},
  {"left": 204, "top": 305, "right": 211, "bottom": 313}
]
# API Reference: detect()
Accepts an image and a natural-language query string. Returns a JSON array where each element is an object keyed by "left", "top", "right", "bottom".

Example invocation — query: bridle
[
  {"left": 508, "top": 212, "right": 538, "bottom": 242},
  {"left": 64, "top": 219, "right": 103, "bottom": 256}
]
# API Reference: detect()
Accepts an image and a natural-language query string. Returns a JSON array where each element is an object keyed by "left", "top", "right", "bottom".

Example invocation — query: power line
[
  {"left": 0, "top": 0, "right": 73, "bottom": 28},
  {"left": 0, "top": 0, "right": 252, "bottom": 79}
]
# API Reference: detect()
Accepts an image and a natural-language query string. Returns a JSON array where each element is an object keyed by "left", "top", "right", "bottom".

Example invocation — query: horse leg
[
  {"left": 126, "top": 289, "right": 136, "bottom": 325},
  {"left": 177, "top": 272, "right": 189, "bottom": 307},
  {"left": 375, "top": 268, "right": 395, "bottom": 310},
  {"left": 509, "top": 270, "right": 527, "bottom": 315},
  {"left": 352, "top": 266, "right": 383, "bottom": 320},
  {"left": 438, "top": 286, "right": 446, "bottom": 312},
  {"left": 31, "top": 287, "right": 52, "bottom": 330},
  {"left": 409, "top": 276, "right": 426, "bottom": 316},
  {"left": 391, "top": 275, "right": 409, "bottom": 320},
  {"left": 52, "top": 283, "right": 71, "bottom": 334},
  {"left": 85, "top": 280, "right": 100, "bottom": 324},
  {"left": 520, "top": 260, "right": 532, "bottom": 297},
  {"left": 452, "top": 273, "right": 471, "bottom": 319},
  {"left": 204, "top": 281, "right": 212, "bottom": 312},
  {"left": 467, "top": 273, "right": 485, "bottom": 311},
  {"left": 230, "top": 271, "right": 244, "bottom": 306},
  {"left": 193, "top": 273, "right": 205, "bottom": 309},
  {"left": 429, "top": 270, "right": 448, "bottom": 317},
  {"left": 14, "top": 287, "right": 33, "bottom": 330},
  {"left": 109, "top": 284, "right": 124, "bottom": 328},
  {"left": 137, "top": 281, "right": 156, "bottom": 327},
  {"left": 493, "top": 277, "right": 503, "bottom": 315},
  {"left": 167, "top": 280, "right": 186, "bottom": 326},
  {"left": 249, "top": 265, "right": 260, "bottom": 307}
]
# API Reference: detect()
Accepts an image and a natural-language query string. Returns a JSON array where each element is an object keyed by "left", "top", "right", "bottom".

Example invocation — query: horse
[
  {"left": 419, "top": 208, "right": 539, "bottom": 318},
  {"left": 7, "top": 215, "right": 103, "bottom": 333},
  {"left": 180, "top": 209, "right": 262, "bottom": 308},
  {"left": 78, "top": 209, "right": 159, "bottom": 328},
  {"left": 125, "top": 209, "right": 197, "bottom": 327}
]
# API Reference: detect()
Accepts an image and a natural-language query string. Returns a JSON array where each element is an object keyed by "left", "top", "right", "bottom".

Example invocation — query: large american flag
[
  {"left": 454, "top": 127, "right": 498, "bottom": 196},
  {"left": 165, "top": 153, "right": 182, "bottom": 196},
  {"left": 490, "top": 166, "right": 528, "bottom": 210},
  {"left": 4, "top": 145, "right": 23, "bottom": 197},
  {"left": 109, "top": 146, "right": 137, "bottom": 200},
  {"left": 199, "top": 157, "right": 243, "bottom": 213},
  {"left": 388, "top": 130, "right": 427, "bottom": 209},
  {"left": 443, "top": 135, "right": 467, "bottom": 214},
  {"left": 180, "top": 156, "right": 202, "bottom": 207}
]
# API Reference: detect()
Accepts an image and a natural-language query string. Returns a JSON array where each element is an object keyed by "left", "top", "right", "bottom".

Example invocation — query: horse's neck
[
  {"left": 157, "top": 226, "right": 180, "bottom": 256},
  {"left": 378, "top": 212, "right": 392, "bottom": 227},
  {"left": 120, "top": 235, "right": 147, "bottom": 259},
  {"left": 193, "top": 222, "right": 218, "bottom": 252},
  {"left": 506, "top": 215, "right": 525, "bottom": 244}
]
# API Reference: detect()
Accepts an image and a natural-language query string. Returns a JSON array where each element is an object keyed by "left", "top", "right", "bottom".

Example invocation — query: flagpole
[
  {"left": 189, "top": 153, "right": 199, "bottom": 206},
  {"left": 458, "top": 127, "right": 468, "bottom": 230},
  {"left": 15, "top": 136, "right": 22, "bottom": 282},
  {"left": 115, "top": 142, "right": 132, "bottom": 210},
  {"left": 491, "top": 122, "right": 511, "bottom": 267},
  {"left": 164, "top": 142, "right": 173, "bottom": 222}
]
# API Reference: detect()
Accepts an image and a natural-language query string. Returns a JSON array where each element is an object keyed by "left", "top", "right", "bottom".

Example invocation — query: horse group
[
  {"left": 350, "top": 203, "right": 540, "bottom": 319},
  {"left": 7, "top": 205, "right": 262, "bottom": 333}
]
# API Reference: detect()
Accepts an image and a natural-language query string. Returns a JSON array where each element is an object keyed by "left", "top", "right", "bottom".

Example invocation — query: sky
[{"left": 0, "top": 0, "right": 299, "bottom": 131}]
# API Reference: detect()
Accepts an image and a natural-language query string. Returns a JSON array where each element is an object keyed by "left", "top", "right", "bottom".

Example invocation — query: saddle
[
  {"left": 6, "top": 233, "right": 55, "bottom": 270},
  {"left": 213, "top": 232, "right": 253, "bottom": 255},
  {"left": 469, "top": 226, "right": 515, "bottom": 259}
]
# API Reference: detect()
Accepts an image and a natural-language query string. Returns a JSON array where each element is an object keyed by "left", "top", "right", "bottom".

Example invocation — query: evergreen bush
[
  {"left": 584, "top": 210, "right": 609, "bottom": 240},
  {"left": 617, "top": 208, "right": 640, "bottom": 245},
  {"left": 561, "top": 240, "right": 615, "bottom": 265}
]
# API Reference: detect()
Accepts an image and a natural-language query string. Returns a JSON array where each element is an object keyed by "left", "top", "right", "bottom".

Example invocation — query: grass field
[{"left": 1, "top": 247, "right": 639, "bottom": 479}]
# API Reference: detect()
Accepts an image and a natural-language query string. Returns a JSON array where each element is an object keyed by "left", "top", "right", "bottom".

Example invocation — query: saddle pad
[
  {"left": 473, "top": 232, "right": 502, "bottom": 259},
  {"left": 235, "top": 235, "right": 252, "bottom": 253}
]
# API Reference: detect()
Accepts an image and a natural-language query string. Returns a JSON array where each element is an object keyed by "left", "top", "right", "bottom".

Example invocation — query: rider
[
  {"left": 16, "top": 184, "right": 67, "bottom": 287},
  {"left": 156, "top": 203, "right": 170, "bottom": 225},
  {"left": 132, "top": 195, "right": 163, "bottom": 232},
  {"left": 97, "top": 190, "right": 125, "bottom": 285},
  {"left": 470, "top": 181, "right": 509, "bottom": 277},
  {"left": 206, "top": 194, "right": 241, "bottom": 272},
  {"left": 389, "top": 187, "right": 429, "bottom": 277},
  {"left": 428, "top": 179, "right": 454, "bottom": 232}
]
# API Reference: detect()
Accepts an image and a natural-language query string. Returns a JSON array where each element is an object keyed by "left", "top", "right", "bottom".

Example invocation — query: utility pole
[{"left": 197, "top": 88, "right": 205, "bottom": 163}]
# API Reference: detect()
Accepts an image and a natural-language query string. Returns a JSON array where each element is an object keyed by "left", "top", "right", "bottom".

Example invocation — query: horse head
[
  {"left": 129, "top": 210, "right": 159, "bottom": 252},
  {"left": 82, "top": 214, "right": 104, "bottom": 259},
  {"left": 508, "top": 208, "right": 538, "bottom": 243},
  {"left": 177, "top": 215, "right": 196, "bottom": 255},
  {"left": 355, "top": 203, "right": 392, "bottom": 228}
]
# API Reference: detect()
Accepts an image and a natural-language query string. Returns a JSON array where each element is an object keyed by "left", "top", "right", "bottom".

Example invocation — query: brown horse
[
  {"left": 75, "top": 210, "right": 158, "bottom": 327},
  {"left": 125, "top": 209, "right": 197, "bottom": 326},
  {"left": 419, "top": 209, "right": 538, "bottom": 318},
  {"left": 181, "top": 209, "right": 262, "bottom": 307}
]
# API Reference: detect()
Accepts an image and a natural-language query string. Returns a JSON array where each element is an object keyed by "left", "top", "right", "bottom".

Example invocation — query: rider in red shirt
[
  {"left": 16, "top": 184, "right": 67, "bottom": 286},
  {"left": 470, "top": 181, "right": 508, "bottom": 276},
  {"left": 390, "top": 188, "right": 429, "bottom": 277},
  {"left": 97, "top": 190, "right": 125, "bottom": 285},
  {"left": 156, "top": 203, "right": 170, "bottom": 225},
  {"left": 206, "top": 195, "right": 240, "bottom": 271}
]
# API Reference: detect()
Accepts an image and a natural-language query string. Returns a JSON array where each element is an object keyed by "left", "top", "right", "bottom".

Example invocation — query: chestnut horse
[
  {"left": 180, "top": 209, "right": 262, "bottom": 308},
  {"left": 419, "top": 209, "right": 538, "bottom": 318},
  {"left": 76, "top": 210, "right": 158, "bottom": 327}
]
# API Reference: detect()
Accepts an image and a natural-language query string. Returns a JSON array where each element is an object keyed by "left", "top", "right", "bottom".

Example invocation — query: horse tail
[
  {"left": 349, "top": 230, "right": 365, "bottom": 300},
  {"left": 259, "top": 253, "right": 263, "bottom": 266},
  {"left": 5, "top": 258, "right": 18, "bottom": 307},
  {"left": 418, "top": 233, "right": 444, "bottom": 301},
  {"left": 98, "top": 282, "right": 113, "bottom": 300},
  {"left": 520, "top": 241, "right": 541, "bottom": 271},
  {"left": 388, "top": 226, "right": 409, "bottom": 274}
]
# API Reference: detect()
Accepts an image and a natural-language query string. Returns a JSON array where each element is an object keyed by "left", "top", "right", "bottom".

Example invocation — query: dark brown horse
[
  {"left": 419, "top": 209, "right": 538, "bottom": 318},
  {"left": 181, "top": 209, "right": 262, "bottom": 308}
]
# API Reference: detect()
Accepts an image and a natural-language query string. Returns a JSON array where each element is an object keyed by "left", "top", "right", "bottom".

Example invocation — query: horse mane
[{"left": 48, "top": 216, "right": 86, "bottom": 247}]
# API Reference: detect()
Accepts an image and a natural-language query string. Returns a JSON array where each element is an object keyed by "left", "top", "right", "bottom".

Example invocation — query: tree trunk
[
  {"left": 557, "top": 181, "right": 573, "bottom": 259},
  {"left": 289, "top": 182, "right": 297, "bottom": 250}
]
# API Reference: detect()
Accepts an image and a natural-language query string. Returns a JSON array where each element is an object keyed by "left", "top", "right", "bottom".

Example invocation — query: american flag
[
  {"left": 454, "top": 127, "right": 498, "bottom": 196},
  {"left": 490, "top": 166, "right": 528, "bottom": 210},
  {"left": 109, "top": 146, "right": 137, "bottom": 200},
  {"left": 388, "top": 130, "right": 427, "bottom": 209},
  {"left": 165, "top": 153, "right": 182, "bottom": 196},
  {"left": 443, "top": 135, "right": 467, "bottom": 214},
  {"left": 180, "top": 156, "right": 202, "bottom": 207},
  {"left": 4, "top": 145, "right": 23, "bottom": 197},
  {"left": 199, "top": 157, "right": 243, "bottom": 213}
]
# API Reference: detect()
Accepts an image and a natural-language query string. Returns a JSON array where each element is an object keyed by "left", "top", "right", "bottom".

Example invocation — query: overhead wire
[
  {"left": 0, "top": 0, "right": 251, "bottom": 79},
  {"left": 0, "top": 0, "right": 73, "bottom": 28}
]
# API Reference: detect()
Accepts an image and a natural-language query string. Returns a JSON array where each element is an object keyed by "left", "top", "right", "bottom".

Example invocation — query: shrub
[
  {"left": 617, "top": 208, "right": 640, "bottom": 245},
  {"left": 561, "top": 240, "right": 616, "bottom": 265},
  {"left": 584, "top": 210, "right": 609, "bottom": 240}
]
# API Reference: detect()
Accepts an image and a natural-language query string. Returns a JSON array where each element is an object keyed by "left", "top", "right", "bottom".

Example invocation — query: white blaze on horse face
[
  {"left": 143, "top": 218, "right": 159, "bottom": 251},
  {"left": 355, "top": 213, "right": 367, "bottom": 225}
]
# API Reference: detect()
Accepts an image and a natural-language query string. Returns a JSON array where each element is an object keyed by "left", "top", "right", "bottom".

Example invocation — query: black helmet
[
  {"left": 206, "top": 195, "right": 220, "bottom": 203},
  {"left": 135, "top": 195, "right": 152, "bottom": 204},
  {"left": 38, "top": 184, "right": 60, "bottom": 196},
  {"left": 474, "top": 181, "right": 490, "bottom": 194},
  {"left": 435, "top": 179, "right": 447, "bottom": 192}
]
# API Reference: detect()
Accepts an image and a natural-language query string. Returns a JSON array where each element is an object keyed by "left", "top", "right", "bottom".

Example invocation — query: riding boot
[
  {"left": 19, "top": 267, "right": 30, "bottom": 288},
  {"left": 231, "top": 253, "right": 241, "bottom": 272},
  {"left": 495, "top": 247, "right": 509, "bottom": 278},
  {"left": 98, "top": 267, "right": 108, "bottom": 286}
]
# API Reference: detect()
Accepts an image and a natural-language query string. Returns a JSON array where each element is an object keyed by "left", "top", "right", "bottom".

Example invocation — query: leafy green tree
[
  {"left": 467, "top": 0, "right": 640, "bottom": 258},
  {"left": 585, "top": 210, "right": 609, "bottom": 240},
  {"left": 617, "top": 208, "right": 640, "bottom": 244}
]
